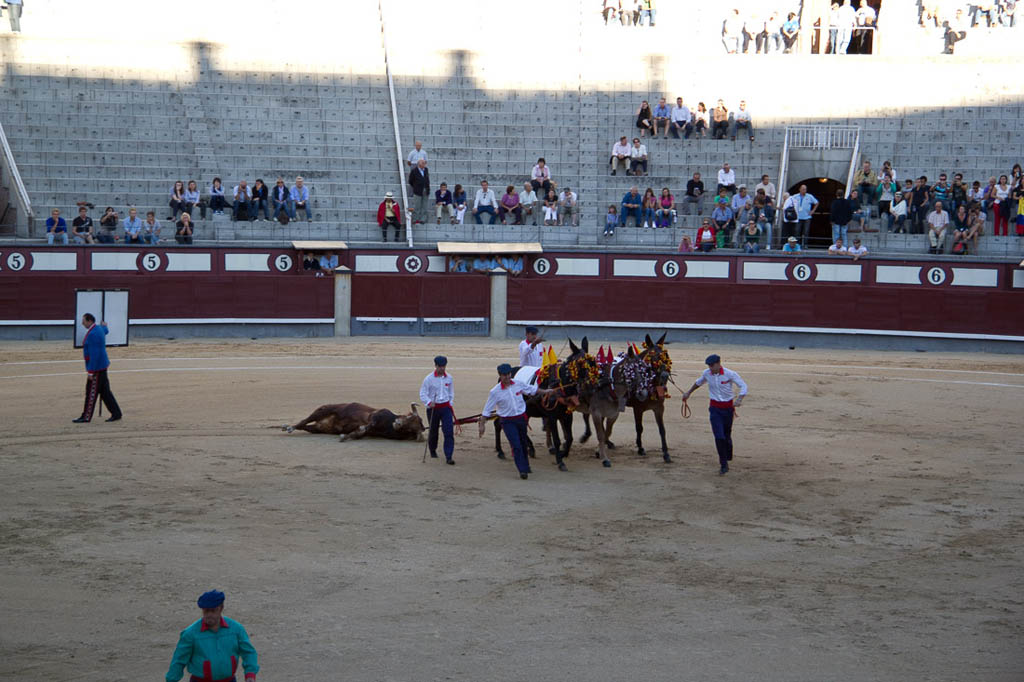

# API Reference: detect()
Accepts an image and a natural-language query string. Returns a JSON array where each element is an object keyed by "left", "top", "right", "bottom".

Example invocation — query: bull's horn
[{"left": 410, "top": 403, "right": 419, "bottom": 416}]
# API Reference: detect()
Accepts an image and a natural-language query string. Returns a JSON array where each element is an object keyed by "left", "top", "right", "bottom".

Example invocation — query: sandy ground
[{"left": 0, "top": 337, "right": 1022, "bottom": 682}]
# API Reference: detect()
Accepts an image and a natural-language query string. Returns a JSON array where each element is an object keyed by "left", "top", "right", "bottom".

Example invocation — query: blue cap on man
[
  {"left": 433, "top": 355, "right": 447, "bottom": 366},
  {"left": 525, "top": 326, "right": 539, "bottom": 334},
  {"left": 497, "top": 363, "right": 513, "bottom": 375},
  {"left": 705, "top": 354, "right": 721, "bottom": 366},
  {"left": 197, "top": 590, "right": 225, "bottom": 609}
]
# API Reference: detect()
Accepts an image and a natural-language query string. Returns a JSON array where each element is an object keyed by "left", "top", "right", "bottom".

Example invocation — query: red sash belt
[
  {"left": 431, "top": 402, "right": 452, "bottom": 409},
  {"left": 710, "top": 399, "right": 734, "bottom": 409}
]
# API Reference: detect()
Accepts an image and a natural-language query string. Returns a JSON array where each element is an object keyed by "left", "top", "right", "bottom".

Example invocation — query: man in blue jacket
[{"left": 73, "top": 313, "right": 122, "bottom": 423}]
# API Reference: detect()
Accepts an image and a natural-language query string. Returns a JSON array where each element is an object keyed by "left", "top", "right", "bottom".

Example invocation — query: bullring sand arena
[{"left": 1, "top": 337, "right": 1022, "bottom": 681}]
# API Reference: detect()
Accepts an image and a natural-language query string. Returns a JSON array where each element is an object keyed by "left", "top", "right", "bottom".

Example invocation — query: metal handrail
[
  {"left": 845, "top": 129, "right": 862, "bottom": 199},
  {"left": 0, "top": 118, "right": 34, "bottom": 234},
  {"left": 785, "top": 124, "right": 861, "bottom": 150},
  {"left": 378, "top": 0, "right": 414, "bottom": 248}
]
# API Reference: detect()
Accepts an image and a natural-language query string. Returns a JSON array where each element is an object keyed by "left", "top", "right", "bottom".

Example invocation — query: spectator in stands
[
  {"left": 717, "top": 162, "right": 736, "bottom": 195},
  {"left": 435, "top": 182, "right": 455, "bottom": 224},
  {"left": 656, "top": 187, "right": 676, "bottom": 228},
  {"left": 71, "top": 207, "right": 95, "bottom": 245},
  {"left": 877, "top": 173, "right": 898, "bottom": 231},
  {"left": 694, "top": 102, "right": 710, "bottom": 138},
  {"left": 302, "top": 251, "right": 321, "bottom": 272},
  {"left": 731, "top": 101, "right": 754, "bottom": 142},
  {"left": 610, "top": 136, "right": 631, "bottom": 175},
  {"left": 890, "top": 192, "right": 909, "bottom": 233},
  {"left": 559, "top": 186, "right": 579, "bottom": 227},
  {"left": 910, "top": 176, "right": 931, "bottom": 234},
  {"left": 543, "top": 189, "right": 559, "bottom": 226},
  {"left": 180, "top": 180, "right": 200, "bottom": 220},
  {"left": 853, "top": 161, "right": 878, "bottom": 213},
  {"left": 931, "top": 173, "right": 952, "bottom": 213},
  {"left": 784, "top": 185, "right": 819, "bottom": 247},
  {"left": 531, "top": 158, "right": 552, "bottom": 196},
  {"left": 1013, "top": 174, "right": 1024, "bottom": 234},
  {"left": 209, "top": 177, "right": 228, "bottom": 215},
  {"left": 639, "top": 188, "right": 657, "bottom": 229},
  {"left": 723, "top": 9, "right": 743, "bottom": 53},
  {"left": 473, "top": 180, "right": 499, "bottom": 225},
  {"left": 830, "top": 189, "right": 854, "bottom": 244},
  {"left": 620, "top": 186, "right": 642, "bottom": 227},
  {"left": 408, "top": 159, "right": 431, "bottom": 225},
  {"left": 782, "top": 12, "right": 800, "bottom": 52},
  {"left": 319, "top": 251, "right": 339, "bottom": 271},
  {"left": 453, "top": 184, "right": 468, "bottom": 224},
  {"left": 853, "top": 2, "right": 876, "bottom": 53},
  {"left": 651, "top": 97, "right": 670, "bottom": 138},
  {"left": 682, "top": 172, "right": 705, "bottom": 216},
  {"left": 498, "top": 185, "right": 523, "bottom": 225},
  {"left": 636, "top": 100, "right": 654, "bottom": 138},
  {"left": 828, "top": 3, "right": 840, "bottom": 53},
  {"left": 741, "top": 220, "right": 762, "bottom": 253},
  {"left": 712, "top": 198, "right": 734, "bottom": 241},
  {"left": 45, "top": 209, "right": 68, "bottom": 246},
  {"left": 472, "top": 254, "right": 496, "bottom": 274},
  {"left": 640, "top": 0, "right": 656, "bottom": 26},
  {"left": 849, "top": 189, "right": 870, "bottom": 232},
  {"left": 711, "top": 100, "right": 729, "bottom": 140},
  {"left": 992, "top": 174, "right": 1012, "bottom": 236},
  {"left": 377, "top": 191, "right": 402, "bottom": 242},
  {"left": 271, "top": 178, "right": 291, "bottom": 221},
  {"left": 143, "top": 211, "right": 161, "bottom": 245},
  {"left": 669, "top": 97, "right": 692, "bottom": 140},
  {"left": 695, "top": 218, "right": 716, "bottom": 252},
  {"left": 972, "top": 2, "right": 994, "bottom": 27},
  {"left": 678, "top": 234, "right": 694, "bottom": 253},
  {"left": 763, "top": 12, "right": 782, "bottom": 53},
  {"left": 966, "top": 205, "right": 985, "bottom": 252},
  {"left": 751, "top": 193, "right": 772, "bottom": 248},
  {"left": 519, "top": 182, "right": 538, "bottom": 226},
  {"left": 847, "top": 237, "right": 868, "bottom": 261},
  {"left": 232, "top": 180, "right": 252, "bottom": 222},
  {"left": 605, "top": 205, "right": 618, "bottom": 237},
  {"left": 742, "top": 13, "right": 762, "bottom": 53},
  {"left": 449, "top": 256, "right": 468, "bottom": 273},
  {"left": 98, "top": 207, "right": 118, "bottom": 243},
  {"left": 406, "top": 140, "right": 427, "bottom": 168},
  {"left": 755, "top": 174, "right": 777, "bottom": 216},
  {"left": 969, "top": 179, "right": 986, "bottom": 213},
  {"left": 880, "top": 160, "right": 897, "bottom": 183},
  {"left": 927, "top": 201, "right": 950, "bottom": 254},
  {"left": 629, "top": 137, "right": 648, "bottom": 176},
  {"left": 248, "top": 178, "right": 267, "bottom": 221},
  {"left": 950, "top": 173, "right": 968, "bottom": 215},
  {"left": 601, "top": 0, "right": 618, "bottom": 24},
  {"left": 730, "top": 185, "right": 751, "bottom": 214},
  {"left": 169, "top": 180, "right": 187, "bottom": 221},
  {"left": 499, "top": 254, "right": 525, "bottom": 276},
  {"left": 123, "top": 207, "right": 143, "bottom": 244},
  {"left": 291, "top": 176, "right": 313, "bottom": 222},
  {"left": 175, "top": 213, "right": 194, "bottom": 245},
  {"left": 828, "top": 237, "right": 847, "bottom": 255},
  {"left": 951, "top": 204, "right": 972, "bottom": 254},
  {"left": 783, "top": 236, "right": 802, "bottom": 254},
  {"left": 834, "top": 0, "right": 856, "bottom": 54}
]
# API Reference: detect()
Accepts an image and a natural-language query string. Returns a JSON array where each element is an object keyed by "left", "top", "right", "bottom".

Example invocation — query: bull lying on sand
[{"left": 284, "top": 402, "right": 425, "bottom": 442}]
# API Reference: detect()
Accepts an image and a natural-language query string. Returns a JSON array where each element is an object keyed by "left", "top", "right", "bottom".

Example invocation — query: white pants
[
  {"left": 455, "top": 205, "right": 467, "bottom": 224},
  {"left": 543, "top": 205, "right": 558, "bottom": 222}
]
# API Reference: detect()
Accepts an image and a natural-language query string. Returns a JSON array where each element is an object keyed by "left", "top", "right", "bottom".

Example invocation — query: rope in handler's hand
[{"left": 680, "top": 395, "right": 691, "bottom": 419}]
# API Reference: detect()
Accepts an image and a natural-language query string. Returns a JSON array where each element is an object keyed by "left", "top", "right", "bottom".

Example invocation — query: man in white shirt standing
[
  {"left": 473, "top": 180, "right": 498, "bottom": 224},
  {"left": 419, "top": 355, "right": 455, "bottom": 464},
  {"left": 680, "top": 354, "right": 748, "bottom": 475},
  {"left": 478, "top": 363, "right": 553, "bottom": 479},
  {"left": 519, "top": 326, "right": 545, "bottom": 367},
  {"left": 406, "top": 140, "right": 427, "bottom": 168}
]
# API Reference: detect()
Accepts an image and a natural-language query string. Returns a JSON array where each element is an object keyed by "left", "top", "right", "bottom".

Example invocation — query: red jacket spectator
[
  {"left": 695, "top": 222, "right": 716, "bottom": 250},
  {"left": 377, "top": 198, "right": 402, "bottom": 226}
]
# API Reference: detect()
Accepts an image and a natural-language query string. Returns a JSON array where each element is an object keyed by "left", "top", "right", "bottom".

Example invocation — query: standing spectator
[
  {"left": 853, "top": 1, "right": 877, "bottom": 53},
  {"left": 175, "top": 212, "right": 194, "bottom": 245},
  {"left": 655, "top": 187, "right": 676, "bottom": 228},
  {"left": 453, "top": 183, "right": 468, "bottom": 224},
  {"left": 693, "top": 102, "right": 710, "bottom": 137},
  {"left": 184, "top": 180, "right": 201, "bottom": 219},
  {"left": 169, "top": 180, "right": 187, "bottom": 221},
  {"left": 931, "top": 173, "right": 952, "bottom": 213},
  {"left": 377, "top": 191, "right": 402, "bottom": 242},
  {"left": 629, "top": 137, "right": 648, "bottom": 176},
  {"left": 910, "top": 176, "right": 932, "bottom": 234},
  {"left": 763, "top": 12, "right": 783, "bottom": 53},
  {"left": 406, "top": 140, "right": 427, "bottom": 168},
  {"left": 519, "top": 182, "right": 538, "bottom": 226},
  {"left": 232, "top": 179, "right": 252, "bottom": 222},
  {"left": 473, "top": 180, "right": 499, "bottom": 225},
  {"left": 992, "top": 174, "right": 1012, "bottom": 236},
  {"left": 950, "top": 172, "right": 969, "bottom": 215},
  {"left": 6, "top": 0, "right": 23, "bottom": 32},
  {"left": 640, "top": 188, "right": 657, "bottom": 229},
  {"left": 890, "top": 192, "right": 909, "bottom": 233},
  {"left": 723, "top": 9, "right": 743, "bottom": 53},
  {"left": 651, "top": 97, "right": 670, "bottom": 138},
  {"left": 46, "top": 208, "right": 69, "bottom": 245},
  {"left": 711, "top": 100, "right": 729, "bottom": 139},
  {"left": 784, "top": 184, "right": 819, "bottom": 247},
  {"left": 635, "top": 100, "right": 654, "bottom": 138},
  {"left": 830, "top": 188, "right": 854, "bottom": 245},
  {"left": 435, "top": 182, "right": 455, "bottom": 224},
  {"left": 271, "top": 177, "right": 291, "bottom": 221},
  {"left": 498, "top": 185, "right": 523, "bottom": 225},
  {"left": 1012, "top": 174, "right": 1024, "bottom": 235},
  {"left": 531, "top": 158, "right": 552, "bottom": 195},
  {"left": 927, "top": 202, "right": 950, "bottom": 253},
  {"left": 290, "top": 176, "right": 313, "bottom": 222},
  {"left": 695, "top": 218, "right": 716, "bottom": 252},
  {"left": 877, "top": 173, "right": 898, "bottom": 231},
  {"left": 71, "top": 207, "right": 95, "bottom": 245},
  {"left": 123, "top": 207, "right": 143, "bottom": 244},
  {"left": 669, "top": 97, "right": 692, "bottom": 140},
  {"left": 716, "top": 162, "right": 736, "bottom": 194},
  {"left": 782, "top": 12, "right": 800, "bottom": 52},
  {"left": 98, "top": 207, "right": 118, "bottom": 243},
  {"left": 209, "top": 177, "right": 228, "bottom": 215},
  {"left": 605, "top": 205, "right": 618, "bottom": 237},
  {"left": 142, "top": 211, "right": 161, "bottom": 245},
  {"left": 827, "top": 2, "right": 841, "bottom": 53},
  {"left": 408, "top": 159, "right": 430, "bottom": 225},
  {"left": 834, "top": 0, "right": 857, "bottom": 54},
  {"left": 619, "top": 186, "right": 642, "bottom": 227},
  {"left": 731, "top": 101, "right": 755, "bottom": 141},
  {"left": 682, "top": 172, "right": 706, "bottom": 215},
  {"left": 853, "top": 160, "right": 878, "bottom": 212},
  {"left": 558, "top": 186, "right": 579, "bottom": 227},
  {"left": 610, "top": 135, "right": 631, "bottom": 175},
  {"left": 250, "top": 178, "right": 270, "bottom": 221},
  {"left": 543, "top": 189, "right": 559, "bottom": 226}
]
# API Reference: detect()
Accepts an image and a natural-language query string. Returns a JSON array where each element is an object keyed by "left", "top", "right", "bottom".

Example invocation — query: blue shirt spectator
[
  {"left": 472, "top": 256, "right": 497, "bottom": 272},
  {"left": 712, "top": 204, "right": 734, "bottom": 224}
]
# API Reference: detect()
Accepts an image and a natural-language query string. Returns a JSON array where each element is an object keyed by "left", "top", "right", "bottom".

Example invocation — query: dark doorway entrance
[{"left": 788, "top": 177, "right": 845, "bottom": 249}]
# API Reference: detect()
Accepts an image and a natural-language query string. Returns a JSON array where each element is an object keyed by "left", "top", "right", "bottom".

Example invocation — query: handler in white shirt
[
  {"left": 680, "top": 354, "right": 748, "bottom": 475},
  {"left": 478, "top": 363, "right": 553, "bottom": 479},
  {"left": 419, "top": 355, "right": 455, "bottom": 464},
  {"left": 519, "top": 326, "right": 545, "bottom": 367}
]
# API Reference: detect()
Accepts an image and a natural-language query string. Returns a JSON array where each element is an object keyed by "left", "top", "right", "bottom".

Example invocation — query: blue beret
[
  {"left": 497, "top": 363, "right": 513, "bottom": 375},
  {"left": 705, "top": 354, "right": 721, "bottom": 366},
  {"left": 197, "top": 590, "right": 225, "bottom": 609},
  {"left": 433, "top": 355, "right": 447, "bottom": 366},
  {"left": 525, "top": 326, "right": 539, "bottom": 334}
]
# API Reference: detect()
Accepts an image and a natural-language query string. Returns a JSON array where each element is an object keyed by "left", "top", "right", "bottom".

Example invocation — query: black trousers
[{"left": 81, "top": 370, "right": 121, "bottom": 421}]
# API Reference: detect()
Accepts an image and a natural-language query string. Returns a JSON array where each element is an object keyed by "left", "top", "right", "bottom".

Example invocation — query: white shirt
[
  {"left": 630, "top": 144, "right": 647, "bottom": 160},
  {"left": 828, "top": 244, "right": 847, "bottom": 255},
  {"left": 717, "top": 168, "right": 736, "bottom": 186},
  {"left": 847, "top": 244, "right": 868, "bottom": 257},
  {"left": 419, "top": 371, "right": 454, "bottom": 407},
  {"left": 670, "top": 105, "right": 691, "bottom": 124},
  {"left": 233, "top": 185, "right": 251, "bottom": 200},
  {"left": 611, "top": 141, "right": 631, "bottom": 157},
  {"left": 755, "top": 181, "right": 777, "bottom": 200},
  {"left": 519, "top": 340, "right": 544, "bottom": 367},
  {"left": 927, "top": 210, "right": 949, "bottom": 230},
  {"left": 694, "top": 367, "right": 748, "bottom": 405},
  {"left": 531, "top": 164, "right": 550, "bottom": 181},
  {"left": 482, "top": 380, "right": 539, "bottom": 418},
  {"left": 735, "top": 108, "right": 751, "bottom": 124},
  {"left": 890, "top": 200, "right": 908, "bottom": 217},
  {"left": 474, "top": 188, "right": 497, "bottom": 209},
  {"left": 837, "top": 4, "right": 857, "bottom": 27},
  {"left": 407, "top": 148, "right": 427, "bottom": 166},
  {"left": 519, "top": 189, "right": 537, "bottom": 205},
  {"left": 559, "top": 191, "right": 577, "bottom": 206}
]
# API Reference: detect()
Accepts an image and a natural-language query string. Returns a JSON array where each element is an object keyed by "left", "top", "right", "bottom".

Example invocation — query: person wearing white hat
[
  {"left": 376, "top": 191, "right": 402, "bottom": 242},
  {"left": 782, "top": 235, "right": 802, "bottom": 254}
]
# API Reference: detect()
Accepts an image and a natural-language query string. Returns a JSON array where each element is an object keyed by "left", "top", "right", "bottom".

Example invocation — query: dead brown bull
[{"left": 284, "top": 402, "right": 425, "bottom": 442}]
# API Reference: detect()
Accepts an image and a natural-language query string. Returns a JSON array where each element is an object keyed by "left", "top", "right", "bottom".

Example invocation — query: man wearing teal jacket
[{"left": 166, "top": 590, "right": 259, "bottom": 682}]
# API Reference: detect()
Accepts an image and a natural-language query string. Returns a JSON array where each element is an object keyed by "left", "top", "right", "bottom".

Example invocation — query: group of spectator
[
  {"left": 45, "top": 205, "right": 195, "bottom": 245},
  {"left": 299, "top": 250, "right": 340, "bottom": 277},
  {"left": 208, "top": 176, "right": 312, "bottom": 223},
  {"left": 722, "top": 8, "right": 802, "bottom": 53},
  {"left": 448, "top": 254, "right": 525, "bottom": 275},
  {"left": 938, "top": 1, "right": 1018, "bottom": 53},
  {"left": 630, "top": 98, "right": 755, "bottom": 146},
  {"left": 822, "top": 1, "right": 879, "bottom": 54},
  {"left": 600, "top": 0, "right": 657, "bottom": 26}
]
